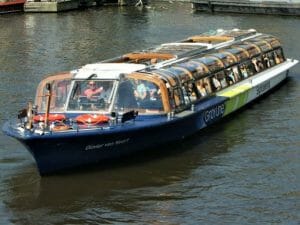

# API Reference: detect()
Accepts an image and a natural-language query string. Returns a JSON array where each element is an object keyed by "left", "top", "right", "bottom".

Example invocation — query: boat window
[
  {"left": 183, "top": 81, "right": 198, "bottom": 102},
  {"left": 268, "top": 39, "right": 281, "bottom": 49},
  {"left": 259, "top": 35, "right": 281, "bottom": 49},
  {"left": 237, "top": 44, "right": 260, "bottom": 58},
  {"left": 251, "top": 56, "right": 265, "bottom": 73},
  {"left": 193, "top": 57, "right": 224, "bottom": 74},
  {"left": 217, "top": 71, "right": 228, "bottom": 88},
  {"left": 274, "top": 48, "right": 285, "bottom": 64},
  {"left": 195, "top": 77, "right": 211, "bottom": 98},
  {"left": 224, "top": 48, "right": 249, "bottom": 62},
  {"left": 231, "top": 66, "right": 241, "bottom": 82},
  {"left": 168, "top": 67, "right": 192, "bottom": 83},
  {"left": 67, "top": 80, "right": 115, "bottom": 112},
  {"left": 172, "top": 87, "right": 185, "bottom": 110},
  {"left": 262, "top": 53, "right": 273, "bottom": 68},
  {"left": 181, "top": 85, "right": 192, "bottom": 105},
  {"left": 177, "top": 61, "right": 200, "bottom": 73},
  {"left": 239, "top": 61, "right": 255, "bottom": 79},
  {"left": 188, "top": 61, "right": 208, "bottom": 80},
  {"left": 36, "top": 78, "right": 72, "bottom": 113},
  {"left": 247, "top": 41, "right": 272, "bottom": 53},
  {"left": 265, "top": 52, "right": 276, "bottom": 67},
  {"left": 115, "top": 78, "right": 164, "bottom": 113},
  {"left": 224, "top": 68, "right": 237, "bottom": 85},
  {"left": 210, "top": 74, "right": 222, "bottom": 91},
  {"left": 210, "top": 52, "right": 236, "bottom": 68}
]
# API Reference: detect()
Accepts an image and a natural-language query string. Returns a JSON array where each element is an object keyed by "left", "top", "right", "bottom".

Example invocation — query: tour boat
[{"left": 3, "top": 29, "right": 298, "bottom": 175}]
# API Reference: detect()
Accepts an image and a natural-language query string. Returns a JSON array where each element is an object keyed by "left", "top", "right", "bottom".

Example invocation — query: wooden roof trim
[
  {"left": 187, "top": 35, "right": 233, "bottom": 43},
  {"left": 123, "top": 52, "right": 175, "bottom": 61}
]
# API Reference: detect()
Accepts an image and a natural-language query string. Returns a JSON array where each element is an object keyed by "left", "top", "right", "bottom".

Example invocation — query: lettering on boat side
[
  {"left": 256, "top": 81, "right": 271, "bottom": 96},
  {"left": 203, "top": 103, "right": 225, "bottom": 125},
  {"left": 85, "top": 138, "right": 130, "bottom": 151}
]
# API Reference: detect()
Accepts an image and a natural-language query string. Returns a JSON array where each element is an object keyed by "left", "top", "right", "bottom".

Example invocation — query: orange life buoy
[
  {"left": 51, "top": 122, "right": 70, "bottom": 132},
  {"left": 33, "top": 114, "right": 66, "bottom": 123},
  {"left": 75, "top": 114, "right": 110, "bottom": 125}
]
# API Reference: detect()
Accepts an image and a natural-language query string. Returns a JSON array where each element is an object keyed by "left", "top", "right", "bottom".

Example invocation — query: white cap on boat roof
[{"left": 72, "top": 63, "right": 146, "bottom": 80}]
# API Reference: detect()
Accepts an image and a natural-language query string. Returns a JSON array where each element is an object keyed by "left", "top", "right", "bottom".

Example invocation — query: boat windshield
[
  {"left": 35, "top": 74, "right": 72, "bottom": 113},
  {"left": 114, "top": 77, "right": 164, "bottom": 114},
  {"left": 67, "top": 80, "right": 116, "bottom": 112}
]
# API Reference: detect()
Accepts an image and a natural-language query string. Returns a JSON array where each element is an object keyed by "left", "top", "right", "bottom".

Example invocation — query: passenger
[
  {"left": 134, "top": 80, "right": 147, "bottom": 101},
  {"left": 257, "top": 60, "right": 264, "bottom": 71},
  {"left": 186, "top": 83, "right": 198, "bottom": 101},
  {"left": 232, "top": 66, "right": 241, "bottom": 81},
  {"left": 199, "top": 82, "right": 208, "bottom": 97},
  {"left": 218, "top": 73, "right": 228, "bottom": 88},
  {"left": 240, "top": 65, "right": 248, "bottom": 79},
  {"left": 252, "top": 58, "right": 260, "bottom": 72},
  {"left": 203, "top": 78, "right": 212, "bottom": 93},
  {"left": 263, "top": 54, "right": 271, "bottom": 68},
  {"left": 268, "top": 53, "right": 275, "bottom": 66},
  {"left": 212, "top": 76, "right": 221, "bottom": 91},
  {"left": 84, "top": 81, "right": 103, "bottom": 99},
  {"left": 146, "top": 82, "right": 158, "bottom": 100},
  {"left": 117, "top": 80, "right": 137, "bottom": 108},
  {"left": 274, "top": 52, "right": 282, "bottom": 64},
  {"left": 226, "top": 69, "right": 236, "bottom": 84}
]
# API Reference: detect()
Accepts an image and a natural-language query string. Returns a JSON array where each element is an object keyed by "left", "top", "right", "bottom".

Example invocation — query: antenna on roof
[{"left": 86, "top": 73, "right": 97, "bottom": 80}]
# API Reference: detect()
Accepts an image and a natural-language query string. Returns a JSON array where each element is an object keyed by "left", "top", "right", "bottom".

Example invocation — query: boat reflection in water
[{"left": 2, "top": 29, "right": 298, "bottom": 175}]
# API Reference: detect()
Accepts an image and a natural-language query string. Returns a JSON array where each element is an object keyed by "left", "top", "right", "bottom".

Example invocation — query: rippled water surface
[{"left": 0, "top": 3, "right": 300, "bottom": 224}]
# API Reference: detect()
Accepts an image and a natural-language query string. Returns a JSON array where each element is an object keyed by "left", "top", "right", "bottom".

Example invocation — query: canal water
[{"left": 0, "top": 2, "right": 299, "bottom": 224}]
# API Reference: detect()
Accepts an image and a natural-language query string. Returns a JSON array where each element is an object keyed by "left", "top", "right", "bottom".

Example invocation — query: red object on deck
[{"left": 0, "top": 0, "right": 26, "bottom": 14}]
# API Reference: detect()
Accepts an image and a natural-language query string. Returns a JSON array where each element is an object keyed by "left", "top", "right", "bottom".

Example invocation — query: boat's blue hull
[{"left": 3, "top": 96, "right": 227, "bottom": 174}]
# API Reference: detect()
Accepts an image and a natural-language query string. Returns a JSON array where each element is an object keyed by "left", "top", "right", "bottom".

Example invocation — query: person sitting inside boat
[
  {"left": 84, "top": 81, "right": 103, "bottom": 99},
  {"left": 240, "top": 65, "right": 248, "bottom": 79},
  {"left": 199, "top": 83, "right": 208, "bottom": 97},
  {"left": 147, "top": 81, "right": 159, "bottom": 101},
  {"left": 212, "top": 76, "right": 222, "bottom": 91},
  {"left": 134, "top": 80, "right": 147, "bottom": 101},
  {"left": 226, "top": 68, "right": 236, "bottom": 84}
]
